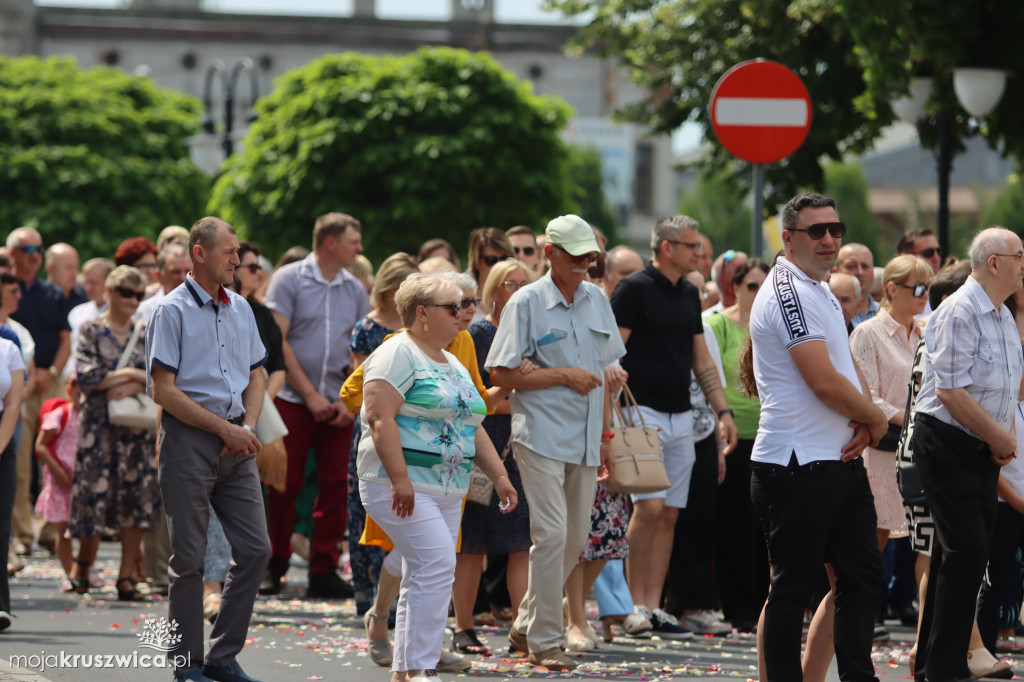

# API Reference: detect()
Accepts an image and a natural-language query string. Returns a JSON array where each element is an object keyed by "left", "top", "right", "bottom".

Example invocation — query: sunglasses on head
[
  {"left": 788, "top": 222, "right": 847, "bottom": 240},
  {"left": 18, "top": 245, "right": 42, "bottom": 255},
  {"left": 895, "top": 282, "right": 928, "bottom": 297},
  {"left": 919, "top": 247, "right": 941, "bottom": 259},
  {"left": 460, "top": 297, "right": 481, "bottom": 310},
  {"left": 238, "top": 263, "right": 263, "bottom": 273},
  {"left": 430, "top": 302, "right": 461, "bottom": 317},
  {"left": 513, "top": 246, "right": 536, "bottom": 257},
  {"left": 115, "top": 285, "right": 146, "bottom": 301},
  {"left": 480, "top": 254, "right": 509, "bottom": 267}
]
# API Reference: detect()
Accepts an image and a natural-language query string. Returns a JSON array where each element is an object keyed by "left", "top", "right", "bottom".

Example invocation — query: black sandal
[
  {"left": 452, "top": 628, "right": 489, "bottom": 654},
  {"left": 116, "top": 577, "right": 145, "bottom": 601},
  {"left": 69, "top": 559, "right": 91, "bottom": 594}
]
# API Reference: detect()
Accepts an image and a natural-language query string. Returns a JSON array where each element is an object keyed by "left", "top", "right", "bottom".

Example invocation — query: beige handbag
[
  {"left": 257, "top": 437, "right": 288, "bottom": 493},
  {"left": 606, "top": 386, "right": 670, "bottom": 495},
  {"left": 466, "top": 442, "right": 510, "bottom": 506},
  {"left": 107, "top": 322, "right": 158, "bottom": 430}
]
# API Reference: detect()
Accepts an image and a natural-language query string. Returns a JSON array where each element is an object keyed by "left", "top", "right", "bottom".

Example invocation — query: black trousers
[
  {"left": 0, "top": 431, "right": 15, "bottom": 614},
  {"left": 751, "top": 454, "right": 882, "bottom": 682},
  {"left": 976, "top": 502, "right": 1024, "bottom": 653},
  {"left": 913, "top": 414, "right": 999, "bottom": 682},
  {"left": 713, "top": 438, "right": 769, "bottom": 628},
  {"left": 665, "top": 433, "right": 720, "bottom": 613}
]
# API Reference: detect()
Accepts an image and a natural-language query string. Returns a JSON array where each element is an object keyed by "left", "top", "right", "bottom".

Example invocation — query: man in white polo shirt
[{"left": 749, "top": 192, "right": 888, "bottom": 682}]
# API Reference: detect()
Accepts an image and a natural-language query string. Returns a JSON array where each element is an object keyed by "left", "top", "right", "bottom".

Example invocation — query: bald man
[
  {"left": 834, "top": 243, "right": 876, "bottom": 327},
  {"left": 828, "top": 272, "right": 861, "bottom": 334},
  {"left": 603, "top": 245, "right": 644, "bottom": 298}
]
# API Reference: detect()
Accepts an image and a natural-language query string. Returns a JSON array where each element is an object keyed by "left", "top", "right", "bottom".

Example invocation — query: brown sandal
[{"left": 116, "top": 577, "right": 144, "bottom": 601}]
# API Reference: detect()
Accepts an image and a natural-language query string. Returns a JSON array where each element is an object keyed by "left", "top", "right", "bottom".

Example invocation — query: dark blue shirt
[{"left": 11, "top": 277, "right": 69, "bottom": 369}]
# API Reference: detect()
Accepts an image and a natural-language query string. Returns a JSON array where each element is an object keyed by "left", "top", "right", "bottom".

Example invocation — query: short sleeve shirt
[
  {"left": 485, "top": 272, "right": 626, "bottom": 466},
  {"left": 915, "top": 275, "right": 1023, "bottom": 436},
  {"left": 265, "top": 254, "right": 370, "bottom": 405},
  {"left": 611, "top": 263, "right": 703, "bottom": 413},
  {"left": 146, "top": 275, "right": 266, "bottom": 420},
  {"left": 357, "top": 332, "right": 486, "bottom": 496},
  {"left": 0, "top": 338, "right": 25, "bottom": 411},
  {"left": 12, "top": 277, "right": 69, "bottom": 369},
  {"left": 750, "top": 256, "right": 861, "bottom": 465}
]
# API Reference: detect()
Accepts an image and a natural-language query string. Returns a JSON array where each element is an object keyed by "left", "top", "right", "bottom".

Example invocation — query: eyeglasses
[
  {"left": 239, "top": 263, "right": 263, "bottom": 273},
  {"left": 115, "top": 286, "right": 146, "bottom": 301},
  {"left": 513, "top": 246, "right": 536, "bottom": 257},
  {"left": 554, "top": 244, "right": 598, "bottom": 264},
  {"left": 744, "top": 282, "right": 760, "bottom": 292},
  {"left": 480, "top": 254, "right": 509, "bottom": 267},
  {"left": 0, "top": 274, "right": 18, "bottom": 286},
  {"left": 501, "top": 280, "right": 524, "bottom": 292},
  {"left": 430, "top": 303, "right": 461, "bottom": 317},
  {"left": 135, "top": 263, "right": 158, "bottom": 271},
  {"left": 994, "top": 252, "right": 1024, "bottom": 262},
  {"left": 665, "top": 239, "right": 704, "bottom": 252},
  {"left": 788, "top": 222, "right": 847, "bottom": 240},
  {"left": 895, "top": 282, "right": 928, "bottom": 298},
  {"left": 18, "top": 245, "right": 42, "bottom": 255},
  {"left": 460, "top": 297, "right": 481, "bottom": 310},
  {"left": 919, "top": 247, "right": 942, "bottom": 259}
]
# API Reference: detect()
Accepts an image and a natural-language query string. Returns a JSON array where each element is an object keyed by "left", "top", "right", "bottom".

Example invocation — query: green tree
[
  {"left": 0, "top": 56, "right": 208, "bottom": 257},
  {"left": 566, "top": 144, "right": 621, "bottom": 244},
  {"left": 979, "top": 174, "right": 1024, "bottom": 233},
  {"left": 821, "top": 160, "right": 889, "bottom": 259},
  {"left": 543, "top": 0, "right": 893, "bottom": 214},
  {"left": 208, "top": 48, "right": 575, "bottom": 261},
  {"left": 678, "top": 170, "right": 753, "bottom": 254}
]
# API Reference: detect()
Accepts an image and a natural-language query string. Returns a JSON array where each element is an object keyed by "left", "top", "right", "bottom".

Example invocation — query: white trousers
[{"left": 360, "top": 480, "right": 462, "bottom": 672}]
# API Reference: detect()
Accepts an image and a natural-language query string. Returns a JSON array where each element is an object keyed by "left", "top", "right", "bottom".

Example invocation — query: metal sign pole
[{"left": 752, "top": 163, "right": 765, "bottom": 258}]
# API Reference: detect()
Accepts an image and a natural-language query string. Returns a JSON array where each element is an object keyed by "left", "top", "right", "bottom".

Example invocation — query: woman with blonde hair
[{"left": 358, "top": 274, "right": 517, "bottom": 682}]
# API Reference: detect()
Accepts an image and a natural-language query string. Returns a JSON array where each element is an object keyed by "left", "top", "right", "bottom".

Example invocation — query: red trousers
[{"left": 266, "top": 398, "right": 354, "bottom": 577}]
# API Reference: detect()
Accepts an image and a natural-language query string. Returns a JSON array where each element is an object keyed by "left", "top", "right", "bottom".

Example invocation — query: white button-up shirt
[
  {"left": 750, "top": 256, "right": 862, "bottom": 465},
  {"left": 916, "top": 275, "right": 1023, "bottom": 437}
]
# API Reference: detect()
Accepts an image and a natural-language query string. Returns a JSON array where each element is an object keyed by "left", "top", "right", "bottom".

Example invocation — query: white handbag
[
  {"left": 255, "top": 390, "right": 289, "bottom": 444},
  {"left": 107, "top": 322, "right": 158, "bottom": 430}
]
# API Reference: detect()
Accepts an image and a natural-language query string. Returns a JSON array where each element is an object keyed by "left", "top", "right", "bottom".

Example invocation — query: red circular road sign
[{"left": 710, "top": 59, "right": 812, "bottom": 164}]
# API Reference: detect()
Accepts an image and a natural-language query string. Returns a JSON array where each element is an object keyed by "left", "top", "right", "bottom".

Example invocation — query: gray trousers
[{"left": 159, "top": 412, "right": 270, "bottom": 673}]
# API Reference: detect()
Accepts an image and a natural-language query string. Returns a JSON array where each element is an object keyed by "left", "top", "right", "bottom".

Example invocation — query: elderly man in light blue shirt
[
  {"left": 486, "top": 214, "right": 625, "bottom": 671},
  {"left": 148, "top": 217, "right": 269, "bottom": 682},
  {"left": 911, "top": 227, "right": 1024, "bottom": 682}
]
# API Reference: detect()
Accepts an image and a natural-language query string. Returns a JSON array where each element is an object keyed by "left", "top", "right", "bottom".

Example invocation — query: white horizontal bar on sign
[{"left": 715, "top": 97, "right": 808, "bottom": 127}]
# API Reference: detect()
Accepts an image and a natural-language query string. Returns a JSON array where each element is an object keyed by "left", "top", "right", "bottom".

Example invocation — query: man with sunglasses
[
  {"left": 749, "top": 192, "right": 888, "bottom": 682},
  {"left": 898, "top": 228, "right": 943, "bottom": 275},
  {"left": 486, "top": 214, "right": 625, "bottom": 671},
  {"left": 910, "top": 227, "right": 1024, "bottom": 682},
  {"left": 506, "top": 225, "right": 542, "bottom": 272},
  {"left": 611, "top": 215, "right": 738, "bottom": 639},
  {"left": 7, "top": 227, "right": 71, "bottom": 556}
]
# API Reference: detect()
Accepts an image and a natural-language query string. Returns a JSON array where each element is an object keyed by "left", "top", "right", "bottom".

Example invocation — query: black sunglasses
[
  {"left": 0, "top": 274, "right": 18, "bottom": 286},
  {"left": 788, "top": 222, "right": 847, "bottom": 240},
  {"left": 115, "top": 285, "right": 146, "bottom": 301},
  {"left": 239, "top": 263, "right": 263, "bottom": 273},
  {"left": 895, "top": 282, "right": 928, "bottom": 298},
  {"left": 513, "top": 246, "right": 536, "bottom": 257},
  {"left": 430, "top": 302, "right": 461, "bottom": 317},
  {"left": 919, "top": 247, "right": 942, "bottom": 259},
  {"left": 480, "top": 254, "right": 509, "bottom": 267},
  {"left": 460, "top": 297, "right": 481, "bottom": 310}
]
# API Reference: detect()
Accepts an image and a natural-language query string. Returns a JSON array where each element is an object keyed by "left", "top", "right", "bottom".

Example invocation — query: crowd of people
[{"left": 2, "top": 201, "right": 1024, "bottom": 682}]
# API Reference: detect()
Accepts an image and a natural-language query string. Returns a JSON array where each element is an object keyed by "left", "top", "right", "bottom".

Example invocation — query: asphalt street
[{"left": 0, "top": 540, "right": 980, "bottom": 681}]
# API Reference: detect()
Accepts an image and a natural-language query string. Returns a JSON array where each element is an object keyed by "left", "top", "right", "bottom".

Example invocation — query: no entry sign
[{"left": 710, "top": 59, "right": 812, "bottom": 164}]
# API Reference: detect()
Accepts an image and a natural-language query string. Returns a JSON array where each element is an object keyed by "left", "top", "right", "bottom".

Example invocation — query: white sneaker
[
  {"left": 436, "top": 649, "right": 471, "bottom": 672},
  {"left": 0, "top": 610, "right": 11, "bottom": 631},
  {"left": 681, "top": 610, "right": 732, "bottom": 635}
]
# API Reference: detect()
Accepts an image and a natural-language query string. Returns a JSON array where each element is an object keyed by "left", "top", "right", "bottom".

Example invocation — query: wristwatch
[
  {"left": 242, "top": 425, "right": 257, "bottom": 436},
  {"left": 48, "top": 365, "right": 58, "bottom": 378},
  {"left": 717, "top": 408, "right": 734, "bottom": 419}
]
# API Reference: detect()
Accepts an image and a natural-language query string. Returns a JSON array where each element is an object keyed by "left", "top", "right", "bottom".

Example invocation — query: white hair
[
  {"left": 969, "top": 227, "right": 1011, "bottom": 269},
  {"left": 435, "top": 270, "right": 477, "bottom": 292},
  {"left": 6, "top": 227, "right": 40, "bottom": 250}
]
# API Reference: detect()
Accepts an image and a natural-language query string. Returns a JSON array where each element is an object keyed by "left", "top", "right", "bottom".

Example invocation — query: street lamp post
[
  {"left": 202, "top": 58, "right": 260, "bottom": 159},
  {"left": 891, "top": 68, "right": 1007, "bottom": 251}
]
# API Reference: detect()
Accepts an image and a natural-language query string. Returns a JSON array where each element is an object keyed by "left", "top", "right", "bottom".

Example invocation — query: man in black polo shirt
[
  {"left": 611, "top": 215, "right": 738, "bottom": 637},
  {"left": 8, "top": 227, "right": 71, "bottom": 554}
]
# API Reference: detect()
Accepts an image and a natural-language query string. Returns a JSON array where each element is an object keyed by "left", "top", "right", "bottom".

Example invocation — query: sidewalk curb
[{"left": 0, "top": 659, "right": 51, "bottom": 682}]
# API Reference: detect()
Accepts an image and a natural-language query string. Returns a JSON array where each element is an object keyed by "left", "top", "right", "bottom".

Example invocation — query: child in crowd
[{"left": 33, "top": 377, "right": 81, "bottom": 589}]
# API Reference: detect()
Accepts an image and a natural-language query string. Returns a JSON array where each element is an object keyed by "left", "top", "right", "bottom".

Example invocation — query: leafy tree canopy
[
  {"left": 208, "top": 47, "right": 576, "bottom": 262},
  {"left": 0, "top": 56, "right": 208, "bottom": 257}
]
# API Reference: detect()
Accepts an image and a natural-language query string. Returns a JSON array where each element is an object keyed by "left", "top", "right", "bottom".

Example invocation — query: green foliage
[
  {"left": 0, "top": 56, "right": 208, "bottom": 257},
  {"left": 208, "top": 48, "right": 575, "bottom": 262},
  {"left": 544, "top": 0, "right": 894, "bottom": 210},
  {"left": 566, "top": 144, "right": 621, "bottom": 244},
  {"left": 678, "top": 170, "right": 753, "bottom": 253},
  {"left": 821, "top": 160, "right": 888, "bottom": 259},
  {"left": 979, "top": 174, "right": 1024, "bottom": 233}
]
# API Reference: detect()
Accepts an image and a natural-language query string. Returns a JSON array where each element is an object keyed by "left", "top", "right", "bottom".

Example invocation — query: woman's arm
[
  {"left": 35, "top": 427, "right": 71, "bottom": 489},
  {"left": 363, "top": 379, "right": 416, "bottom": 518},
  {"left": 92, "top": 367, "right": 147, "bottom": 392},
  {"left": 266, "top": 369, "right": 285, "bottom": 401},
  {"left": 0, "top": 369, "right": 24, "bottom": 454}
]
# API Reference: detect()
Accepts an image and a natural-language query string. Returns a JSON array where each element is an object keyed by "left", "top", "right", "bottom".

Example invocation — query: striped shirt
[
  {"left": 265, "top": 254, "right": 370, "bottom": 405},
  {"left": 916, "top": 275, "right": 1023, "bottom": 436}
]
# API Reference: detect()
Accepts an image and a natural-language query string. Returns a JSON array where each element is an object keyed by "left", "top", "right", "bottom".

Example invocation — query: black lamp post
[{"left": 202, "top": 58, "right": 260, "bottom": 159}]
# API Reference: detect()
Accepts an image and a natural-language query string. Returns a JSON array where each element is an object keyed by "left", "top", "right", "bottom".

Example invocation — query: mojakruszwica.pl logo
[{"left": 7, "top": 617, "right": 192, "bottom": 673}]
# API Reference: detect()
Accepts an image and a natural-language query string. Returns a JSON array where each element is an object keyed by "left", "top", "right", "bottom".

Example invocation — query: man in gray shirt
[{"left": 487, "top": 214, "right": 625, "bottom": 671}]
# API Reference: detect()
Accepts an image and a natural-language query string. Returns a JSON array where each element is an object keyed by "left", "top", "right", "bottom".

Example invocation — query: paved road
[{"left": 0, "top": 540, "right": 985, "bottom": 681}]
